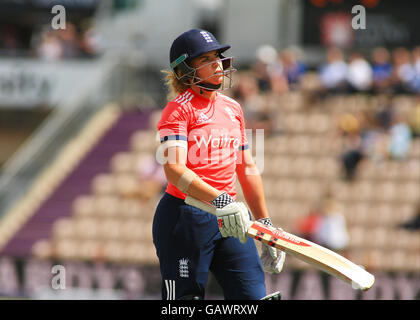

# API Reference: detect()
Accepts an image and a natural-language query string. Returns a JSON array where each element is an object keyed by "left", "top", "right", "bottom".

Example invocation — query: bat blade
[
  {"left": 185, "top": 195, "right": 375, "bottom": 291},
  {"left": 248, "top": 221, "right": 375, "bottom": 291}
]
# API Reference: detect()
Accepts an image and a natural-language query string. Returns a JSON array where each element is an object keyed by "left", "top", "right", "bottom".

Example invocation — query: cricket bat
[{"left": 185, "top": 196, "right": 375, "bottom": 291}]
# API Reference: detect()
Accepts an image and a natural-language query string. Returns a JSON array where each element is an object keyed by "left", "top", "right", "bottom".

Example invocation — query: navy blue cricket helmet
[{"left": 169, "top": 29, "right": 236, "bottom": 91}]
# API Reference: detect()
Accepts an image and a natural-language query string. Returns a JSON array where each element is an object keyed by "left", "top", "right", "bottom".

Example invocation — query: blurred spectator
[
  {"left": 36, "top": 30, "right": 63, "bottom": 61},
  {"left": 391, "top": 47, "right": 415, "bottom": 94},
  {"left": 340, "top": 131, "right": 364, "bottom": 181},
  {"left": 360, "top": 120, "right": 389, "bottom": 164},
  {"left": 233, "top": 71, "right": 273, "bottom": 134},
  {"left": 399, "top": 202, "right": 420, "bottom": 231},
  {"left": 296, "top": 201, "right": 324, "bottom": 244},
  {"left": 296, "top": 190, "right": 349, "bottom": 251},
  {"left": 319, "top": 47, "right": 348, "bottom": 94},
  {"left": 374, "top": 94, "right": 394, "bottom": 131},
  {"left": 57, "top": 23, "right": 79, "bottom": 58},
  {"left": 280, "top": 47, "right": 307, "bottom": 89},
  {"left": 371, "top": 47, "right": 393, "bottom": 94},
  {"left": 253, "top": 45, "right": 277, "bottom": 92},
  {"left": 407, "top": 96, "right": 420, "bottom": 138},
  {"left": 33, "top": 21, "right": 100, "bottom": 60},
  {"left": 256, "top": 45, "right": 290, "bottom": 95},
  {"left": 335, "top": 111, "right": 366, "bottom": 181},
  {"left": 79, "top": 25, "right": 103, "bottom": 57},
  {"left": 316, "top": 192, "right": 349, "bottom": 251},
  {"left": 388, "top": 112, "right": 412, "bottom": 160},
  {"left": 409, "top": 46, "right": 420, "bottom": 93},
  {"left": 0, "top": 25, "right": 21, "bottom": 55},
  {"left": 346, "top": 52, "right": 372, "bottom": 93}
]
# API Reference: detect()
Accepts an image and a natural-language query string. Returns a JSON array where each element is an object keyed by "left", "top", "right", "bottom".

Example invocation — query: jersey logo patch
[{"left": 196, "top": 112, "right": 212, "bottom": 124}]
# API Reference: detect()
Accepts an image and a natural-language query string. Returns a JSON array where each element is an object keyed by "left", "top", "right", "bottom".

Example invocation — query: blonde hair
[{"left": 161, "top": 69, "right": 190, "bottom": 101}]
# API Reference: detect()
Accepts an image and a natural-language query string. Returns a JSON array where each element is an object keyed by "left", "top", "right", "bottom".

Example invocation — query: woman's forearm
[
  {"left": 236, "top": 167, "right": 269, "bottom": 220},
  {"left": 164, "top": 164, "right": 222, "bottom": 203}
]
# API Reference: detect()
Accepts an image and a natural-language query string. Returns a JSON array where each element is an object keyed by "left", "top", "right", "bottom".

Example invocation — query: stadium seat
[
  {"left": 130, "top": 130, "right": 159, "bottom": 152},
  {"left": 94, "top": 195, "right": 120, "bottom": 217},
  {"left": 369, "top": 227, "right": 388, "bottom": 249},
  {"left": 32, "top": 239, "right": 53, "bottom": 259},
  {"left": 114, "top": 173, "right": 142, "bottom": 198},
  {"left": 120, "top": 198, "right": 144, "bottom": 218},
  {"left": 97, "top": 218, "right": 122, "bottom": 241},
  {"left": 91, "top": 173, "right": 116, "bottom": 195},
  {"left": 54, "top": 239, "right": 79, "bottom": 260},
  {"left": 348, "top": 226, "right": 365, "bottom": 248},
  {"left": 110, "top": 152, "right": 135, "bottom": 174},
  {"left": 375, "top": 203, "right": 394, "bottom": 226},
  {"left": 52, "top": 218, "right": 76, "bottom": 239},
  {"left": 79, "top": 240, "right": 103, "bottom": 260},
  {"left": 73, "top": 195, "right": 96, "bottom": 217},
  {"left": 73, "top": 217, "right": 99, "bottom": 240},
  {"left": 102, "top": 240, "right": 125, "bottom": 262}
]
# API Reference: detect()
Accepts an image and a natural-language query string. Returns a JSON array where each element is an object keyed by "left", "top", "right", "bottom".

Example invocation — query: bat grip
[
  {"left": 184, "top": 196, "right": 217, "bottom": 215},
  {"left": 185, "top": 195, "right": 253, "bottom": 230}
]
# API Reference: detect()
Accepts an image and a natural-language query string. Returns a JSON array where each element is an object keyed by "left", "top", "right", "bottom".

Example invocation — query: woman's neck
[{"left": 190, "top": 86, "right": 217, "bottom": 100}]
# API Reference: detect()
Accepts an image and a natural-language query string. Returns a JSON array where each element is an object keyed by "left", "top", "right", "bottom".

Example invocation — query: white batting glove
[
  {"left": 258, "top": 218, "right": 286, "bottom": 274},
  {"left": 212, "top": 192, "right": 250, "bottom": 244}
]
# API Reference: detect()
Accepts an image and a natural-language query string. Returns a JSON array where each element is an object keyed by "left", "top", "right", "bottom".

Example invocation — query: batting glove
[
  {"left": 258, "top": 217, "right": 286, "bottom": 274},
  {"left": 212, "top": 192, "right": 250, "bottom": 244}
]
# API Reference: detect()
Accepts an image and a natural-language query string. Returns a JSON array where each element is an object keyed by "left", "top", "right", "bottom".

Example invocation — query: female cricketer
[{"left": 152, "top": 29, "right": 285, "bottom": 300}]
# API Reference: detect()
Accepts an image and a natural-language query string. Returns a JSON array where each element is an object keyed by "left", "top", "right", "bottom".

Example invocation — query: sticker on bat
[{"left": 252, "top": 223, "right": 311, "bottom": 247}]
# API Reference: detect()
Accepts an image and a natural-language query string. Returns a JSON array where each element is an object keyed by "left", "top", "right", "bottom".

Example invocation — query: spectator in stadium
[
  {"left": 79, "top": 24, "right": 103, "bottom": 57},
  {"left": 399, "top": 202, "right": 420, "bottom": 231},
  {"left": 340, "top": 131, "right": 364, "bottom": 181},
  {"left": 388, "top": 111, "right": 412, "bottom": 160},
  {"left": 252, "top": 45, "right": 278, "bottom": 92},
  {"left": 409, "top": 46, "right": 420, "bottom": 93},
  {"left": 279, "top": 47, "right": 307, "bottom": 90},
  {"left": 359, "top": 115, "right": 389, "bottom": 164},
  {"left": 315, "top": 191, "right": 349, "bottom": 252},
  {"left": 408, "top": 96, "right": 420, "bottom": 138},
  {"left": 232, "top": 71, "right": 273, "bottom": 134},
  {"left": 296, "top": 201, "right": 324, "bottom": 244},
  {"left": 296, "top": 190, "right": 349, "bottom": 252},
  {"left": 371, "top": 47, "right": 393, "bottom": 94},
  {"left": 374, "top": 94, "right": 394, "bottom": 131},
  {"left": 346, "top": 52, "right": 372, "bottom": 93},
  {"left": 0, "top": 25, "right": 20, "bottom": 55},
  {"left": 335, "top": 111, "right": 365, "bottom": 181},
  {"left": 318, "top": 47, "right": 348, "bottom": 95},
  {"left": 57, "top": 23, "right": 79, "bottom": 58},
  {"left": 36, "top": 29, "right": 63, "bottom": 60},
  {"left": 391, "top": 47, "right": 415, "bottom": 94}
]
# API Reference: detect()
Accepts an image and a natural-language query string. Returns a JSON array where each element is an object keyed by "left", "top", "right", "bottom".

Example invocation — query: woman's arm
[
  {"left": 235, "top": 148, "right": 269, "bottom": 220},
  {"left": 163, "top": 146, "right": 222, "bottom": 203}
]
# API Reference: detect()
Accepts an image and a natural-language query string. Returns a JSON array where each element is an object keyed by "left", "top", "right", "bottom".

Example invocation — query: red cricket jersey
[{"left": 157, "top": 88, "right": 249, "bottom": 200}]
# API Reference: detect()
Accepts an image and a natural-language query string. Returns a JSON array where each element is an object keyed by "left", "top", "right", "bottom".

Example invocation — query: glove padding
[
  {"left": 215, "top": 202, "right": 250, "bottom": 244},
  {"left": 258, "top": 218, "right": 286, "bottom": 274},
  {"left": 260, "top": 241, "right": 286, "bottom": 274}
]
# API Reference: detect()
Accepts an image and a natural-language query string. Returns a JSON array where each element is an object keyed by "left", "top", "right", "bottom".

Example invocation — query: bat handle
[
  {"left": 185, "top": 196, "right": 217, "bottom": 215},
  {"left": 185, "top": 195, "right": 253, "bottom": 230}
]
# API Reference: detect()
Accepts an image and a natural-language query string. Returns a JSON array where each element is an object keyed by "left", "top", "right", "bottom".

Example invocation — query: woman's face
[{"left": 190, "top": 50, "right": 224, "bottom": 85}]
